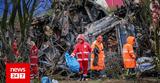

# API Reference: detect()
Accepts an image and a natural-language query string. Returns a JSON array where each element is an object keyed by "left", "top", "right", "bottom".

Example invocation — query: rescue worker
[
  {"left": 12, "top": 39, "right": 19, "bottom": 57},
  {"left": 122, "top": 36, "right": 136, "bottom": 77},
  {"left": 29, "top": 41, "right": 39, "bottom": 79},
  {"left": 90, "top": 35, "right": 105, "bottom": 78},
  {"left": 71, "top": 34, "right": 91, "bottom": 81}
]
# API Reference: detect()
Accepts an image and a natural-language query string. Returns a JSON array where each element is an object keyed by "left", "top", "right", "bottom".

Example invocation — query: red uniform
[
  {"left": 30, "top": 44, "right": 38, "bottom": 79},
  {"left": 12, "top": 40, "right": 19, "bottom": 57},
  {"left": 71, "top": 34, "right": 91, "bottom": 77}
]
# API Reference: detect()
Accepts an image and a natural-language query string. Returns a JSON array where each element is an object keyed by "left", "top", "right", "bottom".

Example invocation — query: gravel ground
[{"left": 59, "top": 78, "right": 160, "bottom": 83}]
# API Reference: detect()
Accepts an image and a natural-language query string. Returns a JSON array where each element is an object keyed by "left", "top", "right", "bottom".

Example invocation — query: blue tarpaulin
[
  {"left": 65, "top": 52, "right": 80, "bottom": 73},
  {"left": 0, "top": 0, "right": 52, "bottom": 16},
  {"left": 41, "top": 76, "right": 52, "bottom": 83}
]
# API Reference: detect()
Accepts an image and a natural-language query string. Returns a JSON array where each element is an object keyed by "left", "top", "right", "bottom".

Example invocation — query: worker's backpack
[{"left": 65, "top": 52, "right": 80, "bottom": 73}]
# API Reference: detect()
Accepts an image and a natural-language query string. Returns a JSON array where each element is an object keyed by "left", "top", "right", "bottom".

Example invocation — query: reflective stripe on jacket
[
  {"left": 30, "top": 45, "right": 38, "bottom": 79},
  {"left": 71, "top": 42, "right": 91, "bottom": 61},
  {"left": 122, "top": 36, "right": 136, "bottom": 69},
  {"left": 90, "top": 40, "right": 105, "bottom": 70},
  {"left": 30, "top": 45, "right": 38, "bottom": 65}
]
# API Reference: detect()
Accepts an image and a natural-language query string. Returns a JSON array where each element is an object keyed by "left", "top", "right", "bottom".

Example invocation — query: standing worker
[
  {"left": 71, "top": 34, "right": 91, "bottom": 81},
  {"left": 29, "top": 41, "right": 39, "bottom": 80},
  {"left": 90, "top": 35, "right": 105, "bottom": 78},
  {"left": 122, "top": 36, "right": 136, "bottom": 78}
]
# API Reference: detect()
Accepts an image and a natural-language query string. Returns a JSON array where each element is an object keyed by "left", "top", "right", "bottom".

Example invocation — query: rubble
[
  {"left": 27, "top": 0, "right": 154, "bottom": 78},
  {"left": 0, "top": 0, "right": 158, "bottom": 80}
]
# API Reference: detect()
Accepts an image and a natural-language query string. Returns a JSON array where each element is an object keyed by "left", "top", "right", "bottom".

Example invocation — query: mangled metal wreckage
[
  {"left": 82, "top": 15, "right": 138, "bottom": 78},
  {"left": 84, "top": 15, "right": 138, "bottom": 77},
  {"left": 84, "top": 15, "right": 156, "bottom": 77},
  {"left": 42, "top": 15, "right": 138, "bottom": 77},
  {"left": 38, "top": 13, "right": 157, "bottom": 78},
  {"left": 84, "top": 15, "right": 137, "bottom": 54}
]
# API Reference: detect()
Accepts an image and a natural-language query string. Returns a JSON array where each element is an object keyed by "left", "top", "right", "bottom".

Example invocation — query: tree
[{"left": 0, "top": 0, "right": 40, "bottom": 82}]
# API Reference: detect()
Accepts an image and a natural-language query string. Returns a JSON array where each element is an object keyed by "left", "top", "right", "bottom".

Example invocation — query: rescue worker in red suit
[
  {"left": 29, "top": 41, "right": 39, "bottom": 79},
  {"left": 12, "top": 39, "right": 19, "bottom": 57},
  {"left": 71, "top": 34, "right": 91, "bottom": 81}
]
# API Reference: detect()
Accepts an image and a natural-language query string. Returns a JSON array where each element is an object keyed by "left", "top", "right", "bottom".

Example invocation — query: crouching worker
[
  {"left": 122, "top": 36, "right": 136, "bottom": 78},
  {"left": 90, "top": 35, "right": 105, "bottom": 79},
  {"left": 71, "top": 34, "right": 91, "bottom": 81}
]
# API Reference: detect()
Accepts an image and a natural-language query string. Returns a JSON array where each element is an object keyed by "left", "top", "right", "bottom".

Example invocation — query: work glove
[{"left": 71, "top": 54, "right": 75, "bottom": 58}]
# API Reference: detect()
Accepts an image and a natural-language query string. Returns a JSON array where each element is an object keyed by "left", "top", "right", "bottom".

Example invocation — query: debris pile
[
  {"left": 23, "top": 0, "right": 157, "bottom": 78},
  {"left": 0, "top": 0, "right": 159, "bottom": 82}
]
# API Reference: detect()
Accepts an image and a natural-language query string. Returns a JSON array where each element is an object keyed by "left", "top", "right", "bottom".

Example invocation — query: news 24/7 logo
[{"left": 6, "top": 63, "right": 30, "bottom": 83}]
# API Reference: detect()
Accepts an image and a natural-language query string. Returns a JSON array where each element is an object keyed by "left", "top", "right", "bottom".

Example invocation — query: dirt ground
[{"left": 59, "top": 78, "right": 160, "bottom": 83}]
